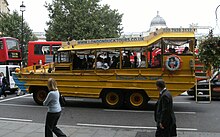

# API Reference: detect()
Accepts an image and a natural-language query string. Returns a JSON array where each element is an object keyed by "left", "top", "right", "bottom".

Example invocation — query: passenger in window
[
  {"left": 133, "top": 56, "right": 138, "bottom": 68},
  {"left": 72, "top": 54, "right": 78, "bottom": 70},
  {"left": 138, "top": 55, "right": 146, "bottom": 68},
  {"left": 87, "top": 57, "right": 93, "bottom": 69},
  {"left": 168, "top": 48, "right": 176, "bottom": 54},
  {"left": 102, "top": 58, "right": 109, "bottom": 69},
  {"left": 183, "top": 47, "right": 192, "bottom": 54},
  {"left": 110, "top": 56, "right": 117, "bottom": 69},
  {"left": 152, "top": 54, "right": 161, "bottom": 68},
  {"left": 81, "top": 58, "right": 87, "bottom": 69},
  {"left": 123, "top": 55, "right": 131, "bottom": 68},
  {"left": 94, "top": 57, "right": 103, "bottom": 69}
]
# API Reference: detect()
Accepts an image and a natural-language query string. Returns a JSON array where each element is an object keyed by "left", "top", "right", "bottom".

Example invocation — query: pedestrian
[
  {"left": 43, "top": 78, "right": 67, "bottom": 137},
  {"left": 0, "top": 72, "right": 8, "bottom": 98},
  {"left": 0, "top": 72, "right": 3, "bottom": 99},
  {"left": 154, "top": 79, "right": 177, "bottom": 137}
]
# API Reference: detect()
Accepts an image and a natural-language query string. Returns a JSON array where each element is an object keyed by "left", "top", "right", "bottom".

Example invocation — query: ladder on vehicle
[
  {"left": 194, "top": 57, "right": 211, "bottom": 103},
  {"left": 195, "top": 79, "right": 211, "bottom": 103}
]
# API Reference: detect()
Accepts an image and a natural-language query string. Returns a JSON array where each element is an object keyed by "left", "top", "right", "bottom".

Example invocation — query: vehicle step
[
  {"left": 197, "top": 95, "right": 211, "bottom": 97},
  {"left": 196, "top": 89, "right": 210, "bottom": 91}
]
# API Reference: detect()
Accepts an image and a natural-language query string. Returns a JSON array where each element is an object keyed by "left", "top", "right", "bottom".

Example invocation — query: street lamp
[{"left": 20, "top": 1, "right": 26, "bottom": 67}]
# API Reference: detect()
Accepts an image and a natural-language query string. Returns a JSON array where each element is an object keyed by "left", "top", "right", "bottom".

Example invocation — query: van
[{"left": 0, "top": 65, "right": 20, "bottom": 93}]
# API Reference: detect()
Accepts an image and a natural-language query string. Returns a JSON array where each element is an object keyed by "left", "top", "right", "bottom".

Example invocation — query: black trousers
[
  {"left": 45, "top": 112, "right": 67, "bottom": 137},
  {"left": 155, "top": 126, "right": 171, "bottom": 137}
]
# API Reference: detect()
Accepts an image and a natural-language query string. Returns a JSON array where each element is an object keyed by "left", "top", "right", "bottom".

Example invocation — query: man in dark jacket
[
  {"left": 0, "top": 72, "right": 8, "bottom": 98},
  {"left": 154, "top": 79, "right": 177, "bottom": 137}
]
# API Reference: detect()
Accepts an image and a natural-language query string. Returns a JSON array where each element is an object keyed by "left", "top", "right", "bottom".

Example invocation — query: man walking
[{"left": 154, "top": 79, "right": 177, "bottom": 137}]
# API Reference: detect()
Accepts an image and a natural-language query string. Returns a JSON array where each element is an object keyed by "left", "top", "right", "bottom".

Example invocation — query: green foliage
[
  {"left": 45, "top": 0, "right": 123, "bottom": 41},
  {"left": 198, "top": 30, "right": 220, "bottom": 69},
  {"left": 0, "top": 11, "right": 38, "bottom": 65}
]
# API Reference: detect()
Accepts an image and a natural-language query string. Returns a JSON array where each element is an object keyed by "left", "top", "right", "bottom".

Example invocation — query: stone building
[{"left": 0, "top": 0, "right": 9, "bottom": 14}]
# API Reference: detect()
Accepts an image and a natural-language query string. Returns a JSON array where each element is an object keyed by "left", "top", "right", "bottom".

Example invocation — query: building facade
[{"left": 0, "top": 0, "right": 9, "bottom": 14}]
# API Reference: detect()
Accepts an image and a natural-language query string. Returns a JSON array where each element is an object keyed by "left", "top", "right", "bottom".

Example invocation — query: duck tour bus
[{"left": 13, "top": 28, "right": 196, "bottom": 109}]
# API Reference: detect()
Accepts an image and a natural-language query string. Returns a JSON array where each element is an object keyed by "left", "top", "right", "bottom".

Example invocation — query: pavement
[{"left": 0, "top": 120, "right": 219, "bottom": 137}]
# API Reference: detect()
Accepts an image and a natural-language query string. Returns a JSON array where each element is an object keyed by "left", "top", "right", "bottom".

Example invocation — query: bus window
[
  {"left": 164, "top": 40, "right": 193, "bottom": 55},
  {"left": 59, "top": 51, "right": 70, "bottom": 63},
  {"left": 52, "top": 45, "right": 60, "bottom": 54},
  {"left": 148, "top": 41, "right": 162, "bottom": 68},
  {"left": 6, "top": 39, "right": 19, "bottom": 50},
  {"left": 122, "top": 48, "right": 132, "bottom": 69},
  {"left": 93, "top": 48, "right": 120, "bottom": 70},
  {"left": 0, "top": 40, "right": 3, "bottom": 50}
]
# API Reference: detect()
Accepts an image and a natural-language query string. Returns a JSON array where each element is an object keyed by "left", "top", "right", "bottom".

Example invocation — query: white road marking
[
  {"left": 149, "top": 101, "right": 191, "bottom": 104},
  {"left": 0, "top": 117, "right": 32, "bottom": 122},
  {"left": 0, "top": 103, "right": 45, "bottom": 108},
  {"left": 0, "top": 94, "right": 31, "bottom": 103},
  {"left": 104, "top": 109, "right": 196, "bottom": 114},
  {"left": 77, "top": 123, "right": 197, "bottom": 131}
]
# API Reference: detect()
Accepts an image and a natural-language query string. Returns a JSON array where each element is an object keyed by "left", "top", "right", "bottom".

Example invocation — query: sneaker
[{"left": 0, "top": 96, "right": 4, "bottom": 99}]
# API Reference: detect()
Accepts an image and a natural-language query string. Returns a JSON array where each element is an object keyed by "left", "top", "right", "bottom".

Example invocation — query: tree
[
  {"left": 45, "top": 0, "right": 123, "bottom": 41},
  {"left": 0, "top": 11, "right": 37, "bottom": 65},
  {"left": 198, "top": 30, "right": 220, "bottom": 70}
]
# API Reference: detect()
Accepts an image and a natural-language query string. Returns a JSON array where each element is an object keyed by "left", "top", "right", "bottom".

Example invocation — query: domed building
[{"left": 149, "top": 11, "right": 167, "bottom": 32}]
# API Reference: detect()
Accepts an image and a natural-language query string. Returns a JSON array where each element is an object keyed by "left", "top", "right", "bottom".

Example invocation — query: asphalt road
[{"left": 0, "top": 93, "right": 219, "bottom": 134}]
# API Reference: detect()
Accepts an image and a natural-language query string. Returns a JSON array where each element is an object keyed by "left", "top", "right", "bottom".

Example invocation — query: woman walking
[{"left": 43, "top": 78, "right": 67, "bottom": 137}]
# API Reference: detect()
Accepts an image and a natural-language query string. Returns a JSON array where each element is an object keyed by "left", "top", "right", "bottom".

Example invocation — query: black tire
[
  {"left": 33, "top": 88, "right": 48, "bottom": 105},
  {"left": 126, "top": 91, "right": 148, "bottom": 109},
  {"left": 102, "top": 90, "right": 124, "bottom": 109}
]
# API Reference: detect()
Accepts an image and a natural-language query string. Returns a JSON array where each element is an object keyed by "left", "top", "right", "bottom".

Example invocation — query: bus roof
[
  {"left": 0, "top": 65, "right": 20, "bottom": 68},
  {"left": 59, "top": 28, "right": 195, "bottom": 51},
  {"left": 28, "top": 41, "right": 62, "bottom": 44}
]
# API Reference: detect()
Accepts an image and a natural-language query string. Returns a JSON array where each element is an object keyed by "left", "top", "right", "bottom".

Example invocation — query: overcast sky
[{"left": 7, "top": 0, "right": 220, "bottom": 34}]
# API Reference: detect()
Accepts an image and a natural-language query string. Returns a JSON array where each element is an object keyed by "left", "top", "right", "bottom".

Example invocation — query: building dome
[
  {"left": 149, "top": 11, "right": 167, "bottom": 32},
  {"left": 150, "top": 11, "right": 166, "bottom": 27}
]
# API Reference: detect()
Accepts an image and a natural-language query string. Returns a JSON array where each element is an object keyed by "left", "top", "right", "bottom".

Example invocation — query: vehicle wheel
[
  {"left": 33, "top": 88, "right": 48, "bottom": 105},
  {"left": 102, "top": 91, "right": 124, "bottom": 109},
  {"left": 126, "top": 91, "right": 148, "bottom": 109}
]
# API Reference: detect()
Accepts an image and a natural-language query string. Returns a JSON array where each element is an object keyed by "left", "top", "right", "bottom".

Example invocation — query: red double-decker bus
[
  {"left": 27, "top": 41, "right": 62, "bottom": 66},
  {"left": 0, "top": 37, "right": 21, "bottom": 65}
]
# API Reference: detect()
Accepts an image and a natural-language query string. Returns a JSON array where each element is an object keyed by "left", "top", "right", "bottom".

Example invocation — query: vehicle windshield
[
  {"left": 211, "top": 71, "right": 219, "bottom": 81},
  {"left": 6, "top": 39, "right": 19, "bottom": 50}
]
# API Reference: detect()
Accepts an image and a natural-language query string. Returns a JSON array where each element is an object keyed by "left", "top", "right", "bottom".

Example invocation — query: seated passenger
[
  {"left": 110, "top": 56, "right": 118, "bottom": 69},
  {"left": 123, "top": 55, "right": 131, "bottom": 68},
  {"left": 183, "top": 47, "right": 192, "bottom": 54},
  {"left": 95, "top": 57, "right": 103, "bottom": 69},
  {"left": 138, "top": 55, "right": 146, "bottom": 68},
  {"left": 102, "top": 58, "right": 109, "bottom": 69}
]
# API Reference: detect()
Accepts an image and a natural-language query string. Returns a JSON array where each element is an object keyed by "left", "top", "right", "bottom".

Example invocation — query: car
[{"left": 187, "top": 70, "right": 220, "bottom": 97}]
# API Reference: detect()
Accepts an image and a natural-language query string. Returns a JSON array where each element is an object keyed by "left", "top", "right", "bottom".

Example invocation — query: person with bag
[
  {"left": 0, "top": 72, "right": 8, "bottom": 98},
  {"left": 43, "top": 78, "right": 67, "bottom": 137},
  {"left": 154, "top": 79, "right": 177, "bottom": 137}
]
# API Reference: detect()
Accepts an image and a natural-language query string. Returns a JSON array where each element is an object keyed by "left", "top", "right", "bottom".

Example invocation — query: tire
[
  {"left": 33, "top": 88, "right": 48, "bottom": 105},
  {"left": 102, "top": 90, "right": 124, "bottom": 109},
  {"left": 126, "top": 91, "right": 148, "bottom": 109}
]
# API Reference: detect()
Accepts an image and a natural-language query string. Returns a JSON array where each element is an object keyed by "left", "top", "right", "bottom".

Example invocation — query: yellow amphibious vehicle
[{"left": 14, "top": 28, "right": 196, "bottom": 109}]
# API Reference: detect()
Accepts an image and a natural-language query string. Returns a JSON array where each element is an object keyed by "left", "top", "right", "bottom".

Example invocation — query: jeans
[{"left": 45, "top": 112, "right": 67, "bottom": 137}]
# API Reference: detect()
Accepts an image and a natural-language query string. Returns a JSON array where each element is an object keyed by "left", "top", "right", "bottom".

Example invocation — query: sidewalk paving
[{"left": 0, "top": 120, "right": 219, "bottom": 137}]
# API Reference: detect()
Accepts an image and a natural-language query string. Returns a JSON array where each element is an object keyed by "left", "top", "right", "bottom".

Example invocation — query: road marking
[
  {"left": 0, "top": 103, "right": 45, "bottom": 108},
  {"left": 0, "top": 117, "right": 32, "bottom": 122},
  {"left": 77, "top": 123, "right": 197, "bottom": 131},
  {"left": 149, "top": 101, "right": 191, "bottom": 104},
  {"left": 104, "top": 109, "right": 196, "bottom": 114},
  {"left": 0, "top": 94, "right": 31, "bottom": 103}
]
